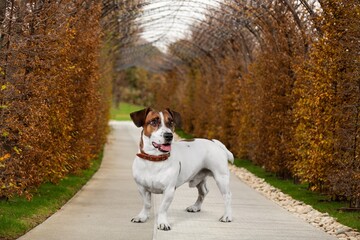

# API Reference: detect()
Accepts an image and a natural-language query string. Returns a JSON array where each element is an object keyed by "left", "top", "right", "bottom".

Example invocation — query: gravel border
[{"left": 229, "top": 165, "right": 360, "bottom": 240}]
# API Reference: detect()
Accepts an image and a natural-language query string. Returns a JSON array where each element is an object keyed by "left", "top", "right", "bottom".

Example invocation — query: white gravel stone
[{"left": 229, "top": 165, "right": 360, "bottom": 240}]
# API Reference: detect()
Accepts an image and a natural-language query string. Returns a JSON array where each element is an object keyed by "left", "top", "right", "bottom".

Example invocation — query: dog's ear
[
  {"left": 166, "top": 108, "right": 182, "bottom": 129},
  {"left": 130, "top": 108, "right": 151, "bottom": 128}
]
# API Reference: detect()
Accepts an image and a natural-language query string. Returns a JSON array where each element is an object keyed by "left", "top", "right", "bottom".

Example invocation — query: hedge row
[
  {"left": 148, "top": 0, "right": 360, "bottom": 206},
  {"left": 0, "top": 1, "right": 111, "bottom": 199}
]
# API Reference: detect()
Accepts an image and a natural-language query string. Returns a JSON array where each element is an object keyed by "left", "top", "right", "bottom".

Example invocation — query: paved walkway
[{"left": 19, "top": 121, "right": 337, "bottom": 240}]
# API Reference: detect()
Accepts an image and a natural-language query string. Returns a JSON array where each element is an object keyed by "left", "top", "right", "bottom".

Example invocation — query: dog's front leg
[
  {"left": 131, "top": 185, "right": 151, "bottom": 223},
  {"left": 157, "top": 187, "right": 175, "bottom": 231}
]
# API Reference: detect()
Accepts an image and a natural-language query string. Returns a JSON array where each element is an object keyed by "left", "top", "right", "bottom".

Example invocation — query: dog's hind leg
[
  {"left": 186, "top": 179, "right": 208, "bottom": 212},
  {"left": 213, "top": 173, "right": 232, "bottom": 222},
  {"left": 131, "top": 185, "right": 151, "bottom": 223}
]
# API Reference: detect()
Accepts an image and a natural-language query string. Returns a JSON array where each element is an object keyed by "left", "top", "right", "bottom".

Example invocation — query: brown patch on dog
[
  {"left": 130, "top": 108, "right": 152, "bottom": 127},
  {"left": 162, "top": 109, "right": 176, "bottom": 131},
  {"left": 143, "top": 110, "right": 160, "bottom": 137},
  {"left": 164, "top": 109, "right": 182, "bottom": 129},
  {"left": 130, "top": 107, "right": 182, "bottom": 136}
]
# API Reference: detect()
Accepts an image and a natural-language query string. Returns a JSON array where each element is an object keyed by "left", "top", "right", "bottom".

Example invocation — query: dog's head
[{"left": 130, "top": 108, "right": 182, "bottom": 154}]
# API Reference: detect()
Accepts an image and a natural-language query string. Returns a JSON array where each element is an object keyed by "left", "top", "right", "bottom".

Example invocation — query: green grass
[
  {"left": 0, "top": 153, "right": 103, "bottom": 240},
  {"left": 234, "top": 158, "right": 360, "bottom": 231},
  {"left": 110, "top": 102, "right": 144, "bottom": 121}
]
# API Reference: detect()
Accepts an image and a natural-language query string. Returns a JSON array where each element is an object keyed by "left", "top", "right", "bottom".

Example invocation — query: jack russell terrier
[{"left": 130, "top": 108, "right": 233, "bottom": 231}]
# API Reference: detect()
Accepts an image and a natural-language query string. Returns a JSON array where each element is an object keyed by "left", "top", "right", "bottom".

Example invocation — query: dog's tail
[{"left": 212, "top": 139, "right": 234, "bottom": 164}]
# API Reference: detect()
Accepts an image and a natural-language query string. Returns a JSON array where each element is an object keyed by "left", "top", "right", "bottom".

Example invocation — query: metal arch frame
[
  {"left": 101, "top": 0, "right": 318, "bottom": 73},
  {"left": 114, "top": 8, "right": 259, "bottom": 71}
]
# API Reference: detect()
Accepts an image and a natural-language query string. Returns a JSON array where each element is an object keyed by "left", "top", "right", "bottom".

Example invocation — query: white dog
[{"left": 130, "top": 108, "right": 233, "bottom": 231}]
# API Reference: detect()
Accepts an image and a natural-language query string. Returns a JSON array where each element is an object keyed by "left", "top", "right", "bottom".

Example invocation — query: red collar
[{"left": 136, "top": 151, "right": 170, "bottom": 162}]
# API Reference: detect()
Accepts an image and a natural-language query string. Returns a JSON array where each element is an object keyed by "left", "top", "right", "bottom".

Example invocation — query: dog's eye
[
  {"left": 149, "top": 118, "right": 160, "bottom": 127},
  {"left": 167, "top": 120, "right": 174, "bottom": 128}
]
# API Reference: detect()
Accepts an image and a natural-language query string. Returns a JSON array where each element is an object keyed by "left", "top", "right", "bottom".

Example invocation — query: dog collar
[{"left": 136, "top": 151, "right": 170, "bottom": 162}]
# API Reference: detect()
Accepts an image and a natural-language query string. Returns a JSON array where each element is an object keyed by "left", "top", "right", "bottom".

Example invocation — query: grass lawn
[
  {"left": 234, "top": 159, "right": 360, "bottom": 231},
  {"left": 0, "top": 153, "right": 103, "bottom": 240},
  {"left": 110, "top": 102, "right": 144, "bottom": 121}
]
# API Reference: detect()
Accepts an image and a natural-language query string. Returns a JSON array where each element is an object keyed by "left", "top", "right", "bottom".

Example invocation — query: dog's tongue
[
  {"left": 153, "top": 142, "right": 171, "bottom": 152},
  {"left": 159, "top": 144, "right": 171, "bottom": 152}
]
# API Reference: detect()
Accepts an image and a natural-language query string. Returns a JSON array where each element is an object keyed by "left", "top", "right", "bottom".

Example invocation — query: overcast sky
[{"left": 137, "top": 0, "right": 220, "bottom": 52}]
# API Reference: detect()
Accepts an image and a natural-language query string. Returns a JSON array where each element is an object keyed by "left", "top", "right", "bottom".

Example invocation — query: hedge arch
[
  {"left": 109, "top": 0, "right": 360, "bottom": 207},
  {"left": 1, "top": 0, "right": 359, "bottom": 208}
]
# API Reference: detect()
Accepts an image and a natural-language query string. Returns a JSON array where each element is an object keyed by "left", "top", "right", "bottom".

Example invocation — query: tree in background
[
  {"left": 0, "top": 0, "right": 110, "bottom": 199},
  {"left": 294, "top": 0, "right": 360, "bottom": 206}
]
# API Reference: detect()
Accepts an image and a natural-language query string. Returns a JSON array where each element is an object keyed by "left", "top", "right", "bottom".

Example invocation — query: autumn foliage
[
  {"left": 1, "top": 0, "right": 359, "bottom": 207},
  {"left": 0, "top": 1, "right": 111, "bottom": 198},
  {"left": 293, "top": 1, "right": 360, "bottom": 205},
  {"left": 145, "top": 0, "right": 360, "bottom": 206}
]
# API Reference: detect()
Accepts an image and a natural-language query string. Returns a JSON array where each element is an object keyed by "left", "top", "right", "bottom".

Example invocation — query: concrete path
[{"left": 19, "top": 121, "right": 337, "bottom": 240}]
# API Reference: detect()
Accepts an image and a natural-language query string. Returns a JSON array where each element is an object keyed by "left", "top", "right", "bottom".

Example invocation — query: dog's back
[{"left": 172, "top": 138, "right": 233, "bottom": 188}]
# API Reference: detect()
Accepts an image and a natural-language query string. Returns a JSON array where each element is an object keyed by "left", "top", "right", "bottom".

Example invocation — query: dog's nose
[{"left": 164, "top": 132, "right": 173, "bottom": 142}]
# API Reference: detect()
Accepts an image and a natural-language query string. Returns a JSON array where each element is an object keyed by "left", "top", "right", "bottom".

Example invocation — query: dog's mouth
[{"left": 152, "top": 142, "right": 171, "bottom": 153}]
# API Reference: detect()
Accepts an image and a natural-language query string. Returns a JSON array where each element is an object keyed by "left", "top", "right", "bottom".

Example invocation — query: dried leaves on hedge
[{"left": 0, "top": 1, "right": 111, "bottom": 199}]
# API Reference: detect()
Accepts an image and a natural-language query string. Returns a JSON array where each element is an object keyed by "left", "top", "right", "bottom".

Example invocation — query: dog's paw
[
  {"left": 186, "top": 205, "right": 201, "bottom": 212},
  {"left": 131, "top": 215, "right": 148, "bottom": 223},
  {"left": 157, "top": 222, "right": 171, "bottom": 231},
  {"left": 219, "top": 215, "right": 232, "bottom": 222}
]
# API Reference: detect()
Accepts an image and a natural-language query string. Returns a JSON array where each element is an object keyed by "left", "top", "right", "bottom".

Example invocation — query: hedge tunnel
[
  {"left": 1, "top": 0, "right": 359, "bottom": 207},
  {"left": 105, "top": 0, "right": 360, "bottom": 208}
]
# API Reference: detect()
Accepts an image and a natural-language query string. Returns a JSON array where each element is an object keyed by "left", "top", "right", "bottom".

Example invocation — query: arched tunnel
[
  {"left": 0, "top": 0, "right": 359, "bottom": 208},
  {"left": 103, "top": 0, "right": 360, "bottom": 206}
]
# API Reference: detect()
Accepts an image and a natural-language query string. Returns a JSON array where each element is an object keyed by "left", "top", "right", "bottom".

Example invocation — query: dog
[{"left": 130, "top": 108, "right": 233, "bottom": 231}]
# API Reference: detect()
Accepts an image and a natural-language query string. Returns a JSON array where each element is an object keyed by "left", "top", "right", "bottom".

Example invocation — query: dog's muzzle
[{"left": 152, "top": 132, "right": 173, "bottom": 153}]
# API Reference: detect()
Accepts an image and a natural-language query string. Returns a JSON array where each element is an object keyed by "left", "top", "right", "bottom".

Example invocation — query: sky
[{"left": 136, "top": 0, "right": 221, "bottom": 52}]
